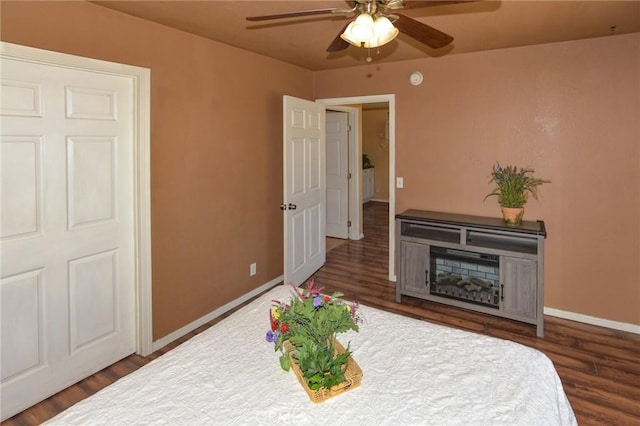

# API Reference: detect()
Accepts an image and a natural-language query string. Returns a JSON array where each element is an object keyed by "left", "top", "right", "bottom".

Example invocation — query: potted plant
[
  {"left": 266, "top": 279, "right": 362, "bottom": 402},
  {"left": 484, "top": 162, "right": 550, "bottom": 225}
]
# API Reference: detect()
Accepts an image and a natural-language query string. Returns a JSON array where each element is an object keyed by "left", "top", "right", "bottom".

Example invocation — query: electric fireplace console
[{"left": 395, "top": 210, "right": 546, "bottom": 337}]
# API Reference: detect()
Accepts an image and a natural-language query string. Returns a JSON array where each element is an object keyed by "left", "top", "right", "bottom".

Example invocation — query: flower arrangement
[{"left": 266, "top": 279, "right": 361, "bottom": 391}]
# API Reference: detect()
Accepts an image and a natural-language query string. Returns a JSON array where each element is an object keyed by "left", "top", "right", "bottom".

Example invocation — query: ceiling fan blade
[
  {"left": 399, "top": 0, "right": 480, "bottom": 10},
  {"left": 246, "top": 8, "right": 339, "bottom": 22},
  {"left": 394, "top": 13, "right": 453, "bottom": 49},
  {"left": 326, "top": 22, "right": 352, "bottom": 52}
]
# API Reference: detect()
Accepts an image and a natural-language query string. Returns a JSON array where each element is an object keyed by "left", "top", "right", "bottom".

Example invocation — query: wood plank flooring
[{"left": 5, "top": 201, "right": 639, "bottom": 425}]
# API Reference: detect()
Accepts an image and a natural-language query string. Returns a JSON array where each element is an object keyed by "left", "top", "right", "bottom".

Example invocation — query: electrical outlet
[
  {"left": 396, "top": 177, "right": 404, "bottom": 188},
  {"left": 250, "top": 263, "right": 257, "bottom": 276}
]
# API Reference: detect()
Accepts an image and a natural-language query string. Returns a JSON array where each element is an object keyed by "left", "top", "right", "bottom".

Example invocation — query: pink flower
[{"left": 306, "top": 278, "right": 324, "bottom": 296}]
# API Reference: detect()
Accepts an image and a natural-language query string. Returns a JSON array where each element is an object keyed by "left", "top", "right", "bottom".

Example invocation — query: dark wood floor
[{"left": 5, "top": 201, "right": 640, "bottom": 425}]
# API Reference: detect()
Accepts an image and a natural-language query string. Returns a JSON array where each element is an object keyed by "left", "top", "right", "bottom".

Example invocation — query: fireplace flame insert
[{"left": 429, "top": 247, "right": 500, "bottom": 309}]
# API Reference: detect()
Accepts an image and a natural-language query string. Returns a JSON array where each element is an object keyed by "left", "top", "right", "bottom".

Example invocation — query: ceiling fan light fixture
[
  {"left": 368, "top": 15, "right": 399, "bottom": 47},
  {"left": 352, "top": 13, "right": 375, "bottom": 41},
  {"left": 341, "top": 13, "right": 399, "bottom": 49},
  {"left": 340, "top": 23, "right": 359, "bottom": 46}
]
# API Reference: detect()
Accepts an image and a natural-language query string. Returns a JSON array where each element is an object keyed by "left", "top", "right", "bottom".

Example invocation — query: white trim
[
  {"left": 544, "top": 307, "right": 640, "bottom": 335},
  {"left": 318, "top": 95, "right": 396, "bottom": 282},
  {"left": 0, "top": 42, "right": 154, "bottom": 356},
  {"left": 133, "top": 70, "right": 153, "bottom": 356},
  {"left": 152, "top": 276, "right": 284, "bottom": 351}
]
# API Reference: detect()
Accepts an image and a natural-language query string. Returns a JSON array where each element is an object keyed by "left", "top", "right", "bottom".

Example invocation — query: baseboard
[
  {"left": 152, "top": 282, "right": 638, "bottom": 350},
  {"left": 371, "top": 198, "right": 389, "bottom": 203},
  {"left": 544, "top": 307, "right": 640, "bottom": 334},
  {"left": 152, "top": 275, "right": 284, "bottom": 351}
]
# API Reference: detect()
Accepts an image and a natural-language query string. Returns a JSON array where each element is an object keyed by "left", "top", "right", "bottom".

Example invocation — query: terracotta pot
[{"left": 501, "top": 206, "right": 524, "bottom": 225}]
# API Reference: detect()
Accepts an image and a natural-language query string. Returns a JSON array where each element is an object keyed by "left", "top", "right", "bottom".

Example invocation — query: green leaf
[{"left": 279, "top": 353, "right": 291, "bottom": 371}]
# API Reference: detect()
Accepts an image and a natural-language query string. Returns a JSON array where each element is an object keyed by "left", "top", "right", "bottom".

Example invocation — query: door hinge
[
  {"left": 348, "top": 220, "right": 351, "bottom": 227},
  {"left": 347, "top": 124, "right": 352, "bottom": 132},
  {"left": 348, "top": 172, "right": 352, "bottom": 179}
]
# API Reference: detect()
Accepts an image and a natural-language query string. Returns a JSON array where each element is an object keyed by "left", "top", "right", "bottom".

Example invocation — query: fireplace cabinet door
[
  {"left": 399, "top": 240, "right": 430, "bottom": 297},
  {"left": 500, "top": 257, "right": 537, "bottom": 320}
]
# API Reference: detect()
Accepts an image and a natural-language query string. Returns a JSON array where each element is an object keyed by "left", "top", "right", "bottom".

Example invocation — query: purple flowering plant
[
  {"left": 266, "top": 278, "right": 362, "bottom": 390},
  {"left": 484, "top": 162, "right": 550, "bottom": 208}
]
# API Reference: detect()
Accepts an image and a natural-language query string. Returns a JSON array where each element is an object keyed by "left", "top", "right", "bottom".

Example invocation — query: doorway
[
  {"left": 318, "top": 95, "right": 396, "bottom": 282},
  {"left": 362, "top": 103, "right": 390, "bottom": 205}
]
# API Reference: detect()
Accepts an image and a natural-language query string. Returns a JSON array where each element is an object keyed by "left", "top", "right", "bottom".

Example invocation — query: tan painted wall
[
  {"left": 315, "top": 34, "right": 640, "bottom": 326},
  {"left": 0, "top": 1, "right": 314, "bottom": 339},
  {"left": 362, "top": 108, "right": 390, "bottom": 201},
  {"left": 3, "top": 1, "right": 638, "bottom": 331}
]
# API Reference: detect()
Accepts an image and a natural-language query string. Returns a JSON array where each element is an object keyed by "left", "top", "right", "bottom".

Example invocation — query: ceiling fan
[{"left": 246, "top": 1, "right": 478, "bottom": 53}]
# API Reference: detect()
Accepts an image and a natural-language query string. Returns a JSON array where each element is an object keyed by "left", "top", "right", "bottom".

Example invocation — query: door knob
[
  {"left": 288, "top": 203, "right": 297, "bottom": 210},
  {"left": 280, "top": 203, "right": 287, "bottom": 211}
]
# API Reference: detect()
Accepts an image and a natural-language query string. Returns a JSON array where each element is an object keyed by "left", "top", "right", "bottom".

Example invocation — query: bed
[{"left": 46, "top": 285, "right": 576, "bottom": 425}]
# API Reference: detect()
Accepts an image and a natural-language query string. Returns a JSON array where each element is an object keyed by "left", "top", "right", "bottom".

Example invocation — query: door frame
[
  {"left": 1, "top": 42, "right": 153, "bottom": 355},
  {"left": 318, "top": 94, "right": 396, "bottom": 282}
]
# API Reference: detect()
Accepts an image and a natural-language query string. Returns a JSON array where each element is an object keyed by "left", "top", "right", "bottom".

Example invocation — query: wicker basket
[{"left": 284, "top": 340, "right": 363, "bottom": 403}]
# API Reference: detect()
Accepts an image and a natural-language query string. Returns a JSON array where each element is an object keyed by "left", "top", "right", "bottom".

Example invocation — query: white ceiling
[{"left": 92, "top": 0, "right": 640, "bottom": 71}]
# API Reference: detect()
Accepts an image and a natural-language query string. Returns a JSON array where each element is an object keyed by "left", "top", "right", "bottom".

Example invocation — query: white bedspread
[{"left": 47, "top": 285, "right": 576, "bottom": 425}]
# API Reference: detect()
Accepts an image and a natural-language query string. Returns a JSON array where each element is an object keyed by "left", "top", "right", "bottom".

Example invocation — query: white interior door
[
  {"left": 283, "top": 95, "right": 326, "bottom": 286},
  {"left": 0, "top": 55, "right": 137, "bottom": 420},
  {"left": 325, "top": 111, "right": 349, "bottom": 239}
]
